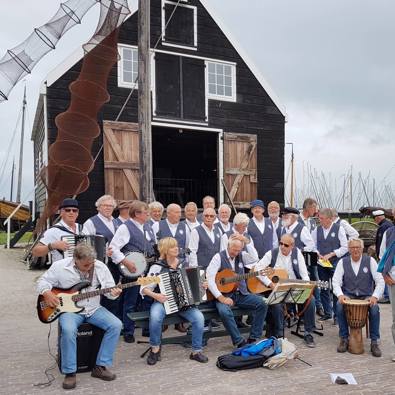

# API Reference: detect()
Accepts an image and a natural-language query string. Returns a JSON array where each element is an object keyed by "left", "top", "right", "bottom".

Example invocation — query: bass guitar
[{"left": 37, "top": 276, "right": 160, "bottom": 323}]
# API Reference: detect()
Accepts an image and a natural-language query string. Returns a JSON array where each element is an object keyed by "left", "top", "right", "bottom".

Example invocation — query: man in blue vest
[
  {"left": 196, "top": 195, "right": 218, "bottom": 223},
  {"left": 148, "top": 201, "right": 164, "bottom": 227},
  {"left": 206, "top": 238, "right": 268, "bottom": 347},
  {"left": 256, "top": 234, "right": 317, "bottom": 347},
  {"left": 267, "top": 201, "right": 282, "bottom": 249},
  {"left": 333, "top": 238, "right": 384, "bottom": 357},
  {"left": 299, "top": 198, "right": 318, "bottom": 232},
  {"left": 83, "top": 195, "right": 120, "bottom": 316},
  {"left": 247, "top": 199, "right": 276, "bottom": 259},
  {"left": 110, "top": 200, "right": 157, "bottom": 343},
  {"left": 114, "top": 200, "right": 133, "bottom": 226},
  {"left": 215, "top": 204, "right": 233, "bottom": 234},
  {"left": 312, "top": 208, "right": 348, "bottom": 322}
]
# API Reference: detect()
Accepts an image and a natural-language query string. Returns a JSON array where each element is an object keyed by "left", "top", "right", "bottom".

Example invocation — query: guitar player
[
  {"left": 206, "top": 237, "right": 268, "bottom": 348},
  {"left": 254, "top": 234, "right": 317, "bottom": 348},
  {"left": 36, "top": 244, "right": 122, "bottom": 390}
]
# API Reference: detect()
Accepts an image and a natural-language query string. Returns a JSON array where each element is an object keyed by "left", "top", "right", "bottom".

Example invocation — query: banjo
[{"left": 118, "top": 251, "right": 157, "bottom": 279}]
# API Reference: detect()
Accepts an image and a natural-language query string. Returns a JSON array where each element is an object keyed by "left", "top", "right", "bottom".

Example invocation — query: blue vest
[
  {"left": 157, "top": 220, "right": 187, "bottom": 258},
  {"left": 114, "top": 217, "right": 124, "bottom": 227},
  {"left": 196, "top": 225, "right": 222, "bottom": 268},
  {"left": 282, "top": 222, "right": 305, "bottom": 250},
  {"left": 90, "top": 215, "right": 118, "bottom": 243},
  {"left": 215, "top": 221, "right": 233, "bottom": 234},
  {"left": 386, "top": 226, "right": 395, "bottom": 248},
  {"left": 342, "top": 255, "right": 374, "bottom": 298},
  {"left": 218, "top": 250, "right": 248, "bottom": 295},
  {"left": 316, "top": 222, "right": 341, "bottom": 266},
  {"left": 122, "top": 220, "right": 155, "bottom": 256},
  {"left": 247, "top": 218, "right": 273, "bottom": 259},
  {"left": 270, "top": 247, "right": 301, "bottom": 279}
]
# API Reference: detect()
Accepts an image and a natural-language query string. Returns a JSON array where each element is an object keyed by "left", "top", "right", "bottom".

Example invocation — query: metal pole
[
  {"left": 138, "top": 0, "right": 153, "bottom": 202},
  {"left": 16, "top": 85, "right": 27, "bottom": 202},
  {"left": 10, "top": 159, "right": 15, "bottom": 201},
  {"left": 286, "top": 142, "right": 294, "bottom": 207}
]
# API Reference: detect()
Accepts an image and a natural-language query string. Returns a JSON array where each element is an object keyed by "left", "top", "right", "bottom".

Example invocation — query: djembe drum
[{"left": 343, "top": 299, "right": 370, "bottom": 354}]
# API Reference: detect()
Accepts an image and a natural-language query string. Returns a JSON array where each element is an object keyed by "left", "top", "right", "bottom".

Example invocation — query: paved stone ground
[{"left": 1, "top": 247, "right": 395, "bottom": 395}]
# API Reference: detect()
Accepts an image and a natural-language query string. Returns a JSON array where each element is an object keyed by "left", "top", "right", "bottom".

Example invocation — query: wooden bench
[{"left": 129, "top": 305, "right": 252, "bottom": 346}]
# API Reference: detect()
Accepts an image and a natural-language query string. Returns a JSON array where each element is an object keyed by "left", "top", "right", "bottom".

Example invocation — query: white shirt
[
  {"left": 220, "top": 231, "right": 259, "bottom": 262},
  {"left": 36, "top": 257, "right": 117, "bottom": 317},
  {"left": 255, "top": 249, "right": 310, "bottom": 286},
  {"left": 185, "top": 219, "right": 200, "bottom": 232},
  {"left": 206, "top": 250, "right": 257, "bottom": 299},
  {"left": 332, "top": 256, "right": 384, "bottom": 300},
  {"left": 299, "top": 213, "right": 316, "bottom": 232},
  {"left": 311, "top": 223, "right": 348, "bottom": 258},
  {"left": 217, "top": 221, "right": 232, "bottom": 233},
  {"left": 39, "top": 220, "right": 83, "bottom": 262},
  {"left": 188, "top": 224, "right": 218, "bottom": 267},
  {"left": 82, "top": 213, "right": 116, "bottom": 236},
  {"left": 271, "top": 217, "right": 281, "bottom": 249},
  {"left": 110, "top": 219, "right": 154, "bottom": 264},
  {"left": 283, "top": 221, "right": 316, "bottom": 252},
  {"left": 334, "top": 217, "right": 359, "bottom": 240}
]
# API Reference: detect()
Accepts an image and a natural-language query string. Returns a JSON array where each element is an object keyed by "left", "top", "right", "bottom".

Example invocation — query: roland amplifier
[{"left": 58, "top": 322, "right": 104, "bottom": 373}]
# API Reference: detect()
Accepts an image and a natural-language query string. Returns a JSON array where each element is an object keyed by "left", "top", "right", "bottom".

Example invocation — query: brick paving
[{"left": 1, "top": 247, "right": 395, "bottom": 395}]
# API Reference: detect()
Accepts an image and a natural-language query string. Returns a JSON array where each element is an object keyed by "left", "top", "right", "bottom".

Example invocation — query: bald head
[{"left": 166, "top": 203, "right": 181, "bottom": 224}]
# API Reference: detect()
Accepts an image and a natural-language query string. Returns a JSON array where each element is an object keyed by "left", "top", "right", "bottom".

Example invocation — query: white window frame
[
  {"left": 205, "top": 60, "right": 237, "bottom": 102},
  {"left": 117, "top": 44, "right": 139, "bottom": 89},
  {"left": 161, "top": 0, "right": 198, "bottom": 51}
]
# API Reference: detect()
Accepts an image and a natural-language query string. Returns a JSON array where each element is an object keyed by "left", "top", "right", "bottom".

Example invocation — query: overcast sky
[{"left": 0, "top": 0, "right": 394, "bottom": 207}]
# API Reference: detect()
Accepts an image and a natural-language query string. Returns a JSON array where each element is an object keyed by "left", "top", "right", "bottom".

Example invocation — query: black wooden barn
[{"left": 31, "top": 0, "right": 286, "bottom": 223}]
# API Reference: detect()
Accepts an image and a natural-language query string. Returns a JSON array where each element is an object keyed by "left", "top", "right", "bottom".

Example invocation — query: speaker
[{"left": 58, "top": 322, "right": 104, "bottom": 373}]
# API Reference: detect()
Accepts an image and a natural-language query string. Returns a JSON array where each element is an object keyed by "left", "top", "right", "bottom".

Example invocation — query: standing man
[
  {"left": 32, "top": 198, "right": 83, "bottom": 263},
  {"left": 312, "top": 208, "right": 348, "bottom": 321},
  {"left": 189, "top": 207, "right": 222, "bottom": 268},
  {"left": 215, "top": 203, "right": 233, "bottom": 234},
  {"left": 247, "top": 199, "right": 275, "bottom": 259},
  {"left": 299, "top": 198, "right": 318, "bottom": 232},
  {"left": 148, "top": 201, "right": 164, "bottom": 227},
  {"left": 197, "top": 195, "right": 218, "bottom": 223},
  {"left": 110, "top": 201, "right": 157, "bottom": 343},
  {"left": 333, "top": 238, "right": 384, "bottom": 357},
  {"left": 206, "top": 238, "right": 268, "bottom": 347},
  {"left": 183, "top": 201, "right": 200, "bottom": 234},
  {"left": 332, "top": 209, "right": 359, "bottom": 240},
  {"left": 36, "top": 244, "right": 122, "bottom": 390},
  {"left": 114, "top": 200, "right": 133, "bottom": 226},
  {"left": 255, "top": 234, "right": 317, "bottom": 347},
  {"left": 267, "top": 201, "right": 282, "bottom": 249}
]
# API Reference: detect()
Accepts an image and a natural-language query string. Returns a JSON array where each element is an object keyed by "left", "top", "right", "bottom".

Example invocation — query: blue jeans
[
  {"left": 317, "top": 266, "right": 336, "bottom": 317},
  {"left": 216, "top": 292, "right": 268, "bottom": 345},
  {"left": 121, "top": 280, "right": 140, "bottom": 336},
  {"left": 59, "top": 307, "right": 122, "bottom": 374},
  {"left": 149, "top": 302, "right": 205, "bottom": 352},
  {"left": 336, "top": 302, "right": 380, "bottom": 341}
]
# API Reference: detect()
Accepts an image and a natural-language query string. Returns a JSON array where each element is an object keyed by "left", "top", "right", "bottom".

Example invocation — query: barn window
[
  {"left": 206, "top": 61, "right": 236, "bottom": 102},
  {"left": 117, "top": 44, "right": 138, "bottom": 88},
  {"left": 162, "top": 0, "right": 197, "bottom": 50}
]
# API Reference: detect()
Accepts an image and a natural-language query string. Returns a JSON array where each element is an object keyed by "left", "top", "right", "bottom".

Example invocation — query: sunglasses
[
  {"left": 204, "top": 214, "right": 216, "bottom": 218},
  {"left": 64, "top": 208, "right": 78, "bottom": 213},
  {"left": 279, "top": 242, "right": 291, "bottom": 248}
]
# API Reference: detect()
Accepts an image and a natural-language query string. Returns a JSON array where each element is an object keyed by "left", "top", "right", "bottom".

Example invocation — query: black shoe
[
  {"left": 371, "top": 342, "right": 382, "bottom": 357},
  {"left": 235, "top": 338, "right": 247, "bottom": 348},
  {"left": 378, "top": 297, "right": 390, "bottom": 304},
  {"left": 237, "top": 321, "right": 250, "bottom": 329},
  {"left": 318, "top": 314, "right": 331, "bottom": 321},
  {"left": 124, "top": 334, "right": 135, "bottom": 343},
  {"left": 316, "top": 307, "right": 325, "bottom": 317},
  {"left": 304, "top": 333, "right": 316, "bottom": 348},
  {"left": 147, "top": 350, "right": 160, "bottom": 365},
  {"left": 189, "top": 352, "right": 209, "bottom": 363}
]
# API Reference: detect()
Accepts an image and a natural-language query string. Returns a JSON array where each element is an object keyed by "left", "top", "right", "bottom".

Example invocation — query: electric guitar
[{"left": 37, "top": 276, "right": 160, "bottom": 323}]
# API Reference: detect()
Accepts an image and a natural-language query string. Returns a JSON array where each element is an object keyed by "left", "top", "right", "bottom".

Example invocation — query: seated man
[
  {"left": 141, "top": 237, "right": 208, "bottom": 365},
  {"left": 206, "top": 237, "right": 268, "bottom": 348},
  {"left": 255, "top": 234, "right": 317, "bottom": 347},
  {"left": 333, "top": 238, "right": 384, "bottom": 357},
  {"left": 36, "top": 244, "right": 122, "bottom": 390}
]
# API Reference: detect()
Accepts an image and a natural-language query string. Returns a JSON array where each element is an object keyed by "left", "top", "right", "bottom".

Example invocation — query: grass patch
[{"left": 0, "top": 232, "right": 33, "bottom": 245}]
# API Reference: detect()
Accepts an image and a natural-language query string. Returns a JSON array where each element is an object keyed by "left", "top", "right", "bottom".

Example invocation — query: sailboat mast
[
  {"left": 16, "top": 85, "right": 27, "bottom": 203},
  {"left": 10, "top": 159, "right": 15, "bottom": 201}
]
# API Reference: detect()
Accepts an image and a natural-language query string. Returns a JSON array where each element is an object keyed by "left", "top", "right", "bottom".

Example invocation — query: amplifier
[{"left": 58, "top": 322, "right": 104, "bottom": 373}]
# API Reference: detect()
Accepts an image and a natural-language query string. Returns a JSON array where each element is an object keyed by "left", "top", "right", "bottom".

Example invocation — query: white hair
[
  {"left": 228, "top": 237, "right": 244, "bottom": 248},
  {"left": 149, "top": 201, "right": 164, "bottom": 212},
  {"left": 95, "top": 194, "right": 116, "bottom": 208},
  {"left": 233, "top": 212, "right": 250, "bottom": 226},
  {"left": 218, "top": 204, "right": 231, "bottom": 214},
  {"left": 348, "top": 238, "right": 364, "bottom": 248}
]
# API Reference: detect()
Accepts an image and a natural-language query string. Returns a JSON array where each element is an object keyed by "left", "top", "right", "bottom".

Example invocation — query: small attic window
[
  {"left": 162, "top": 0, "right": 197, "bottom": 50},
  {"left": 206, "top": 61, "right": 236, "bottom": 102}
]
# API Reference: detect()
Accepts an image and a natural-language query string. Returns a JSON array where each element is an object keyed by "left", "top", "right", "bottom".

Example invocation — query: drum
[{"left": 343, "top": 299, "right": 370, "bottom": 354}]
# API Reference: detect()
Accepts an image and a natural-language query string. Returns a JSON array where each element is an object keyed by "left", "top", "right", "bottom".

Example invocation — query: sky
[{"left": 0, "top": 0, "right": 394, "bottom": 207}]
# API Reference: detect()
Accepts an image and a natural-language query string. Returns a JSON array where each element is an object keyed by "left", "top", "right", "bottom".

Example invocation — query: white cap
[{"left": 372, "top": 209, "right": 385, "bottom": 217}]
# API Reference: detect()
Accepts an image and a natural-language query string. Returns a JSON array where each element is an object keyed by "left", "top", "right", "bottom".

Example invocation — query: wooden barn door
[
  {"left": 223, "top": 133, "right": 257, "bottom": 208},
  {"left": 103, "top": 121, "right": 140, "bottom": 200}
]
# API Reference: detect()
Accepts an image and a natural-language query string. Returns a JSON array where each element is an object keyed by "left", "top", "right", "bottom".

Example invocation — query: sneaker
[
  {"left": 235, "top": 338, "right": 247, "bottom": 348},
  {"left": 304, "top": 333, "right": 316, "bottom": 348},
  {"left": 62, "top": 373, "right": 76, "bottom": 390},
  {"left": 124, "top": 334, "right": 135, "bottom": 343},
  {"left": 371, "top": 342, "right": 382, "bottom": 357},
  {"left": 337, "top": 338, "right": 348, "bottom": 353},
  {"left": 91, "top": 366, "right": 116, "bottom": 381},
  {"left": 189, "top": 352, "right": 209, "bottom": 363},
  {"left": 318, "top": 314, "right": 332, "bottom": 321},
  {"left": 316, "top": 307, "right": 325, "bottom": 317},
  {"left": 147, "top": 349, "right": 161, "bottom": 365}
]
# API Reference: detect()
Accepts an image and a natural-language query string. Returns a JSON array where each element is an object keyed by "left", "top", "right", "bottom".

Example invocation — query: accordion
[
  {"left": 158, "top": 267, "right": 207, "bottom": 315},
  {"left": 61, "top": 235, "right": 106, "bottom": 263}
]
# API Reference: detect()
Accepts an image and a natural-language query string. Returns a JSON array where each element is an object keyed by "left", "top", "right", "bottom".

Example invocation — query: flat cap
[
  {"left": 282, "top": 207, "right": 299, "bottom": 215},
  {"left": 372, "top": 209, "right": 385, "bottom": 217}
]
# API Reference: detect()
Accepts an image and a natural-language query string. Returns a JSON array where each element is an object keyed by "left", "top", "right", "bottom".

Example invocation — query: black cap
[
  {"left": 282, "top": 207, "right": 299, "bottom": 215},
  {"left": 59, "top": 198, "right": 79, "bottom": 209}
]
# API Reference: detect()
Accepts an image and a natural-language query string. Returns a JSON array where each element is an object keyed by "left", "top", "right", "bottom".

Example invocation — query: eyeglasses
[
  {"left": 64, "top": 208, "right": 78, "bottom": 213},
  {"left": 100, "top": 204, "right": 114, "bottom": 208},
  {"left": 349, "top": 246, "right": 362, "bottom": 249},
  {"left": 279, "top": 242, "right": 291, "bottom": 248},
  {"left": 204, "top": 214, "right": 216, "bottom": 218}
]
